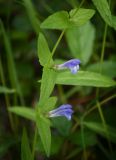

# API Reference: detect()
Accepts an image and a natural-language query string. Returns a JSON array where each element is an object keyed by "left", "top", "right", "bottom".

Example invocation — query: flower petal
[
  {"left": 53, "top": 59, "right": 81, "bottom": 74},
  {"left": 48, "top": 104, "right": 73, "bottom": 120}
]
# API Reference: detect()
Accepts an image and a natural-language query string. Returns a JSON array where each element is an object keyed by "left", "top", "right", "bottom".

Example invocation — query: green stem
[
  {"left": 96, "top": 101, "right": 112, "bottom": 152},
  {"left": 81, "top": 119, "right": 87, "bottom": 160},
  {"left": 71, "top": 0, "right": 85, "bottom": 17},
  {"left": 100, "top": 24, "right": 108, "bottom": 73},
  {"left": 83, "top": 94, "right": 116, "bottom": 119},
  {"left": 32, "top": 126, "right": 38, "bottom": 160},
  {"left": 57, "top": 85, "right": 67, "bottom": 104},
  {"left": 0, "top": 58, "right": 15, "bottom": 132},
  {"left": 96, "top": 24, "right": 108, "bottom": 97},
  {"left": 95, "top": 21, "right": 113, "bottom": 152},
  {"left": 51, "top": 30, "right": 65, "bottom": 57}
]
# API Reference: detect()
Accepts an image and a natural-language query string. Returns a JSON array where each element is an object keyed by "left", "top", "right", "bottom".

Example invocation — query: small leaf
[
  {"left": 66, "top": 21, "right": 95, "bottom": 65},
  {"left": 69, "top": 8, "right": 95, "bottom": 27},
  {"left": 0, "top": 86, "right": 15, "bottom": 93},
  {"left": 41, "top": 11, "right": 70, "bottom": 29},
  {"left": 92, "top": 0, "right": 112, "bottom": 27},
  {"left": 9, "top": 107, "right": 35, "bottom": 121},
  {"left": 56, "top": 71, "right": 116, "bottom": 87},
  {"left": 39, "top": 68, "right": 57, "bottom": 106},
  {"left": 83, "top": 121, "right": 116, "bottom": 143},
  {"left": 37, "top": 33, "right": 53, "bottom": 67},
  {"left": 36, "top": 111, "right": 51, "bottom": 156},
  {"left": 21, "top": 128, "right": 32, "bottom": 160}
]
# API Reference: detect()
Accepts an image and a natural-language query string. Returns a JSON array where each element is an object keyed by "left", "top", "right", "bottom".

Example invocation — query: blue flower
[
  {"left": 48, "top": 104, "right": 74, "bottom": 120},
  {"left": 54, "top": 59, "right": 81, "bottom": 74}
]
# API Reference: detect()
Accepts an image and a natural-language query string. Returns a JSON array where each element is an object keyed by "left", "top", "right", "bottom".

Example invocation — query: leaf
[
  {"left": 39, "top": 68, "right": 57, "bottom": 106},
  {"left": 69, "top": 8, "right": 95, "bottom": 27},
  {"left": 87, "top": 61, "right": 116, "bottom": 78},
  {"left": 41, "top": 8, "right": 95, "bottom": 30},
  {"left": 41, "top": 11, "right": 70, "bottom": 29},
  {"left": 23, "top": 0, "right": 40, "bottom": 34},
  {"left": 55, "top": 71, "right": 116, "bottom": 87},
  {"left": 41, "top": 96, "right": 57, "bottom": 112},
  {"left": 36, "top": 111, "right": 51, "bottom": 157},
  {"left": 21, "top": 128, "right": 32, "bottom": 160},
  {"left": 83, "top": 121, "right": 116, "bottom": 143},
  {"left": 0, "top": 86, "right": 15, "bottom": 93},
  {"left": 37, "top": 33, "right": 53, "bottom": 67},
  {"left": 9, "top": 107, "right": 35, "bottom": 121},
  {"left": 66, "top": 21, "right": 95, "bottom": 65},
  {"left": 92, "top": 0, "right": 112, "bottom": 27}
]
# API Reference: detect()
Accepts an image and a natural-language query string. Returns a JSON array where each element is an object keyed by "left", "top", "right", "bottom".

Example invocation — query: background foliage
[{"left": 0, "top": 0, "right": 116, "bottom": 160}]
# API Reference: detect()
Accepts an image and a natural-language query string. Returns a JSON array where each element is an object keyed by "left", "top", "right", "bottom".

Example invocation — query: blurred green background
[{"left": 0, "top": 0, "right": 116, "bottom": 160}]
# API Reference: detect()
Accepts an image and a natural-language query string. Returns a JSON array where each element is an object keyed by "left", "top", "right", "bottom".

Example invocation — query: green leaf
[
  {"left": 37, "top": 33, "right": 53, "bottom": 67},
  {"left": 9, "top": 107, "right": 35, "bottom": 121},
  {"left": 69, "top": 8, "right": 95, "bottom": 27},
  {"left": 41, "top": 97, "right": 57, "bottom": 112},
  {"left": 83, "top": 121, "right": 116, "bottom": 143},
  {"left": 36, "top": 111, "right": 51, "bottom": 157},
  {"left": 66, "top": 21, "right": 95, "bottom": 65},
  {"left": 41, "top": 11, "right": 70, "bottom": 29},
  {"left": 41, "top": 8, "right": 95, "bottom": 30},
  {"left": 39, "top": 68, "right": 57, "bottom": 106},
  {"left": 0, "top": 86, "right": 15, "bottom": 93},
  {"left": 23, "top": 0, "right": 40, "bottom": 34},
  {"left": 87, "top": 61, "right": 116, "bottom": 78},
  {"left": 92, "top": 0, "right": 112, "bottom": 27},
  {"left": 21, "top": 128, "right": 32, "bottom": 160},
  {"left": 55, "top": 71, "right": 116, "bottom": 87}
]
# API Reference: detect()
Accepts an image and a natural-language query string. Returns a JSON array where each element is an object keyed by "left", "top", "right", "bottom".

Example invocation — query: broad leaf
[
  {"left": 92, "top": 0, "right": 112, "bottom": 27},
  {"left": 56, "top": 71, "right": 116, "bottom": 87},
  {"left": 41, "top": 11, "right": 70, "bottom": 29},
  {"left": 66, "top": 21, "right": 95, "bottom": 65},
  {"left": 38, "top": 33, "right": 53, "bottom": 67},
  {"left": 0, "top": 86, "right": 15, "bottom": 93},
  {"left": 39, "top": 68, "right": 57, "bottom": 106},
  {"left": 83, "top": 121, "right": 116, "bottom": 143},
  {"left": 21, "top": 128, "right": 32, "bottom": 160},
  {"left": 9, "top": 107, "right": 35, "bottom": 121},
  {"left": 36, "top": 111, "right": 51, "bottom": 157},
  {"left": 41, "top": 8, "right": 95, "bottom": 30}
]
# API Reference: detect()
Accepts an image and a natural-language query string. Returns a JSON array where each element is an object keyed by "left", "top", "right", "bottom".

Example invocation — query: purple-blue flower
[
  {"left": 54, "top": 59, "right": 81, "bottom": 74},
  {"left": 48, "top": 104, "right": 74, "bottom": 120}
]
